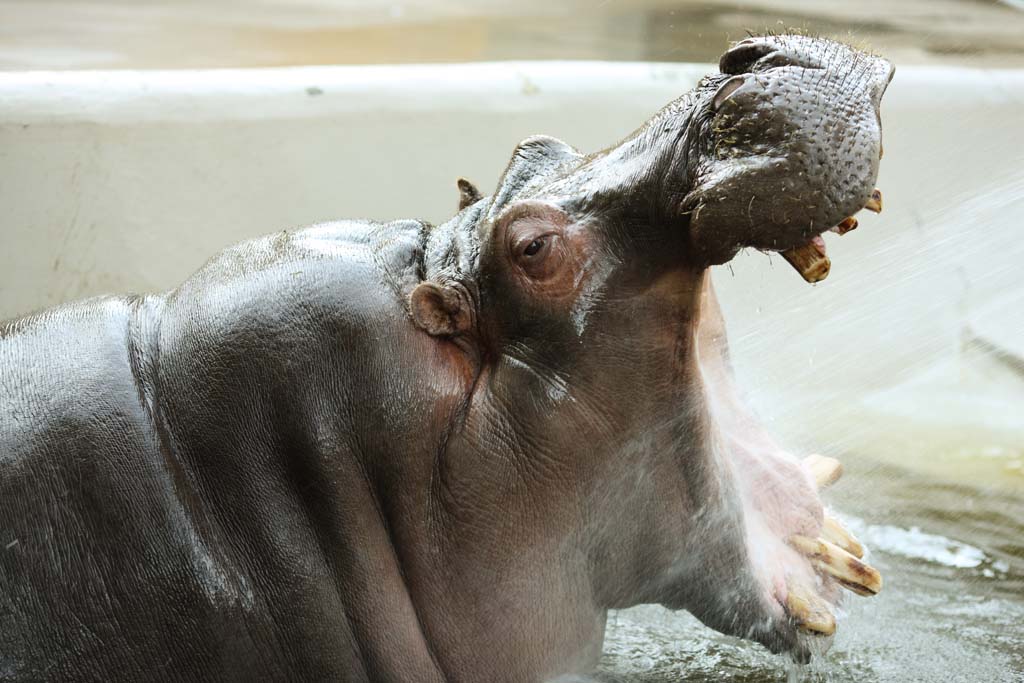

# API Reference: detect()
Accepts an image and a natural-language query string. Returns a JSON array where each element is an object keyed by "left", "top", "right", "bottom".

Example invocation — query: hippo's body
[
  {"left": 0, "top": 36, "right": 891, "bottom": 682},
  {"left": 2, "top": 222, "right": 459, "bottom": 680}
]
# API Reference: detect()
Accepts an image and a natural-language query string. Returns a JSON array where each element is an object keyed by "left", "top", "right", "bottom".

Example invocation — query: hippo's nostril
[
  {"left": 712, "top": 74, "right": 747, "bottom": 111},
  {"left": 719, "top": 39, "right": 775, "bottom": 75}
]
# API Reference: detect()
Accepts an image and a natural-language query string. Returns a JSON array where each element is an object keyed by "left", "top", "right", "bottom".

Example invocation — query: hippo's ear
[
  {"left": 457, "top": 177, "right": 483, "bottom": 210},
  {"left": 409, "top": 282, "right": 472, "bottom": 337}
]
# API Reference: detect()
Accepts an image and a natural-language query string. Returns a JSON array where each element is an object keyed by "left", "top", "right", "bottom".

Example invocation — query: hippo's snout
[{"left": 684, "top": 35, "right": 893, "bottom": 276}]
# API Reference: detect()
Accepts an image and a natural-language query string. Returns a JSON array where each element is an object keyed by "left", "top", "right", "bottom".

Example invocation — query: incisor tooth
[
  {"left": 864, "top": 188, "right": 883, "bottom": 213},
  {"left": 822, "top": 514, "right": 865, "bottom": 559},
  {"left": 833, "top": 216, "right": 858, "bottom": 235},
  {"left": 786, "top": 579, "right": 836, "bottom": 636},
  {"left": 790, "top": 535, "right": 883, "bottom": 596},
  {"left": 803, "top": 454, "right": 843, "bottom": 489}
]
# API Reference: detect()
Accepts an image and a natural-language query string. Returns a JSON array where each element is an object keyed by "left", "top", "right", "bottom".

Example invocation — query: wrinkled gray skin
[{"left": 0, "top": 36, "right": 892, "bottom": 681}]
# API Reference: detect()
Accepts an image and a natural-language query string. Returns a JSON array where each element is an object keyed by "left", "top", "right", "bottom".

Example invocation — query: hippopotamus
[{"left": 0, "top": 35, "right": 891, "bottom": 681}]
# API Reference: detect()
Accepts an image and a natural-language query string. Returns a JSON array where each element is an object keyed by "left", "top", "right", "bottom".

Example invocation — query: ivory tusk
[
  {"left": 803, "top": 454, "right": 843, "bottom": 489},
  {"left": 790, "top": 535, "right": 883, "bottom": 596},
  {"left": 822, "top": 514, "right": 865, "bottom": 559},
  {"left": 786, "top": 579, "right": 836, "bottom": 636}
]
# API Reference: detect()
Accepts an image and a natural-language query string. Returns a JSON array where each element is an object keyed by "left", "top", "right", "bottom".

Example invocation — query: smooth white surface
[
  {"left": 1, "top": 61, "right": 1022, "bottom": 474},
  {"left": 0, "top": 62, "right": 707, "bottom": 316}
]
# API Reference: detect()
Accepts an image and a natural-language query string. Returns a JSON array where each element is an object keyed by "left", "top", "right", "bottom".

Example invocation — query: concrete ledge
[{"left": 0, "top": 62, "right": 715, "bottom": 123}]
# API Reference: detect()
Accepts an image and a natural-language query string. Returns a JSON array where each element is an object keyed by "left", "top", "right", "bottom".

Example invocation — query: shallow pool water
[{"left": 597, "top": 454, "right": 1024, "bottom": 682}]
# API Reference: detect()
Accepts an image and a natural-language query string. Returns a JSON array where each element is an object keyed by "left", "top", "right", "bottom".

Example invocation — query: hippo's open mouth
[
  {"left": 778, "top": 187, "right": 884, "bottom": 283},
  {"left": 683, "top": 33, "right": 894, "bottom": 648},
  {"left": 699, "top": 280, "right": 886, "bottom": 656}
]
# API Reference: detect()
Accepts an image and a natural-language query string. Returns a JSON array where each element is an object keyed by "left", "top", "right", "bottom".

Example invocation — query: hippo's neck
[{"left": 409, "top": 265, "right": 726, "bottom": 656}]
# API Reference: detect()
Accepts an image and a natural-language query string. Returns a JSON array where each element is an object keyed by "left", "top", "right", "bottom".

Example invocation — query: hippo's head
[{"left": 410, "top": 35, "right": 891, "bottom": 664}]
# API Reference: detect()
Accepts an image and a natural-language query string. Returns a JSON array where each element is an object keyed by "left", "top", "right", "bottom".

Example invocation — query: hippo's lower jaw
[
  {"left": 726, "top": 443, "right": 884, "bottom": 657},
  {"left": 683, "top": 442, "right": 883, "bottom": 660},
  {"left": 667, "top": 280, "right": 884, "bottom": 661},
  {"left": 743, "top": 452, "right": 882, "bottom": 652}
]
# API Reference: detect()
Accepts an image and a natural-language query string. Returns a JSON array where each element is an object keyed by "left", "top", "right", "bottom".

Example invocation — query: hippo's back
[
  {"left": 1, "top": 296, "right": 151, "bottom": 460},
  {"left": 0, "top": 297, "right": 217, "bottom": 679},
  {"left": 0, "top": 295, "right": 343, "bottom": 680},
  {"left": 0, "top": 219, "right": 432, "bottom": 681}
]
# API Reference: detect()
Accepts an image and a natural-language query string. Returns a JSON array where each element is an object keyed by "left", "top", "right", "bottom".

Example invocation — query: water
[{"left": 596, "top": 453, "right": 1024, "bottom": 682}]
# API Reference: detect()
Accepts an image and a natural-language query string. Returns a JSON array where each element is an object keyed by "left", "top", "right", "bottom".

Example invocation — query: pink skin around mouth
[{"left": 694, "top": 272, "right": 833, "bottom": 618}]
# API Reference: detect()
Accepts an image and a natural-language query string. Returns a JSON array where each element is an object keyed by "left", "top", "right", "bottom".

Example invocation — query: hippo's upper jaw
[
  {"left": 409, "top": 34, "right": 891, "bottom": 672},
  {"left": 684, "top": 34, "right": 893, "bottom": 270}
]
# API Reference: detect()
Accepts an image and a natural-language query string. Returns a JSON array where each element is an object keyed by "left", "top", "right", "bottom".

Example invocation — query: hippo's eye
[
  {"left": 512, "top": 232, "right": 564, "bottom": 280},
  {"left": 499, "top": 203, "right": 571, "bottom": 281},
  {"left": 523, "top": 238, "right": 546, "bottom": 257}
]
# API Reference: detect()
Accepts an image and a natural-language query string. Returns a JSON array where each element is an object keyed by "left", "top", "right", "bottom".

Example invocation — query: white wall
[
  {"left": 0, "top": 62, "right": 710, "bottom": 316},
  {"left": 2, "top": 62, "right": 1022, "bottom": 480}
]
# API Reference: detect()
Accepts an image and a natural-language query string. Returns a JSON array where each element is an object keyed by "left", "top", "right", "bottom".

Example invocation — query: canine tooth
[
  {"left": 822, "top": 514, "right": 865, "bottom": 559},
  {"left": 790, "top": 535, "right": 883, "bottom": 596},
  {"left": 864, "top": 188, "right": 883, "bottom": 213},
  {"left": 785, "top": 579, "right": 836, "bottom": 636},
  {"left": 781, "top": 242, "right": 830, "bottom": 283},
  {"left": 803, "top": 454, "right": 843, "bottom": 489},
  {"left": 832, "top": 216, "right": 858, "bottom": 235}
]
